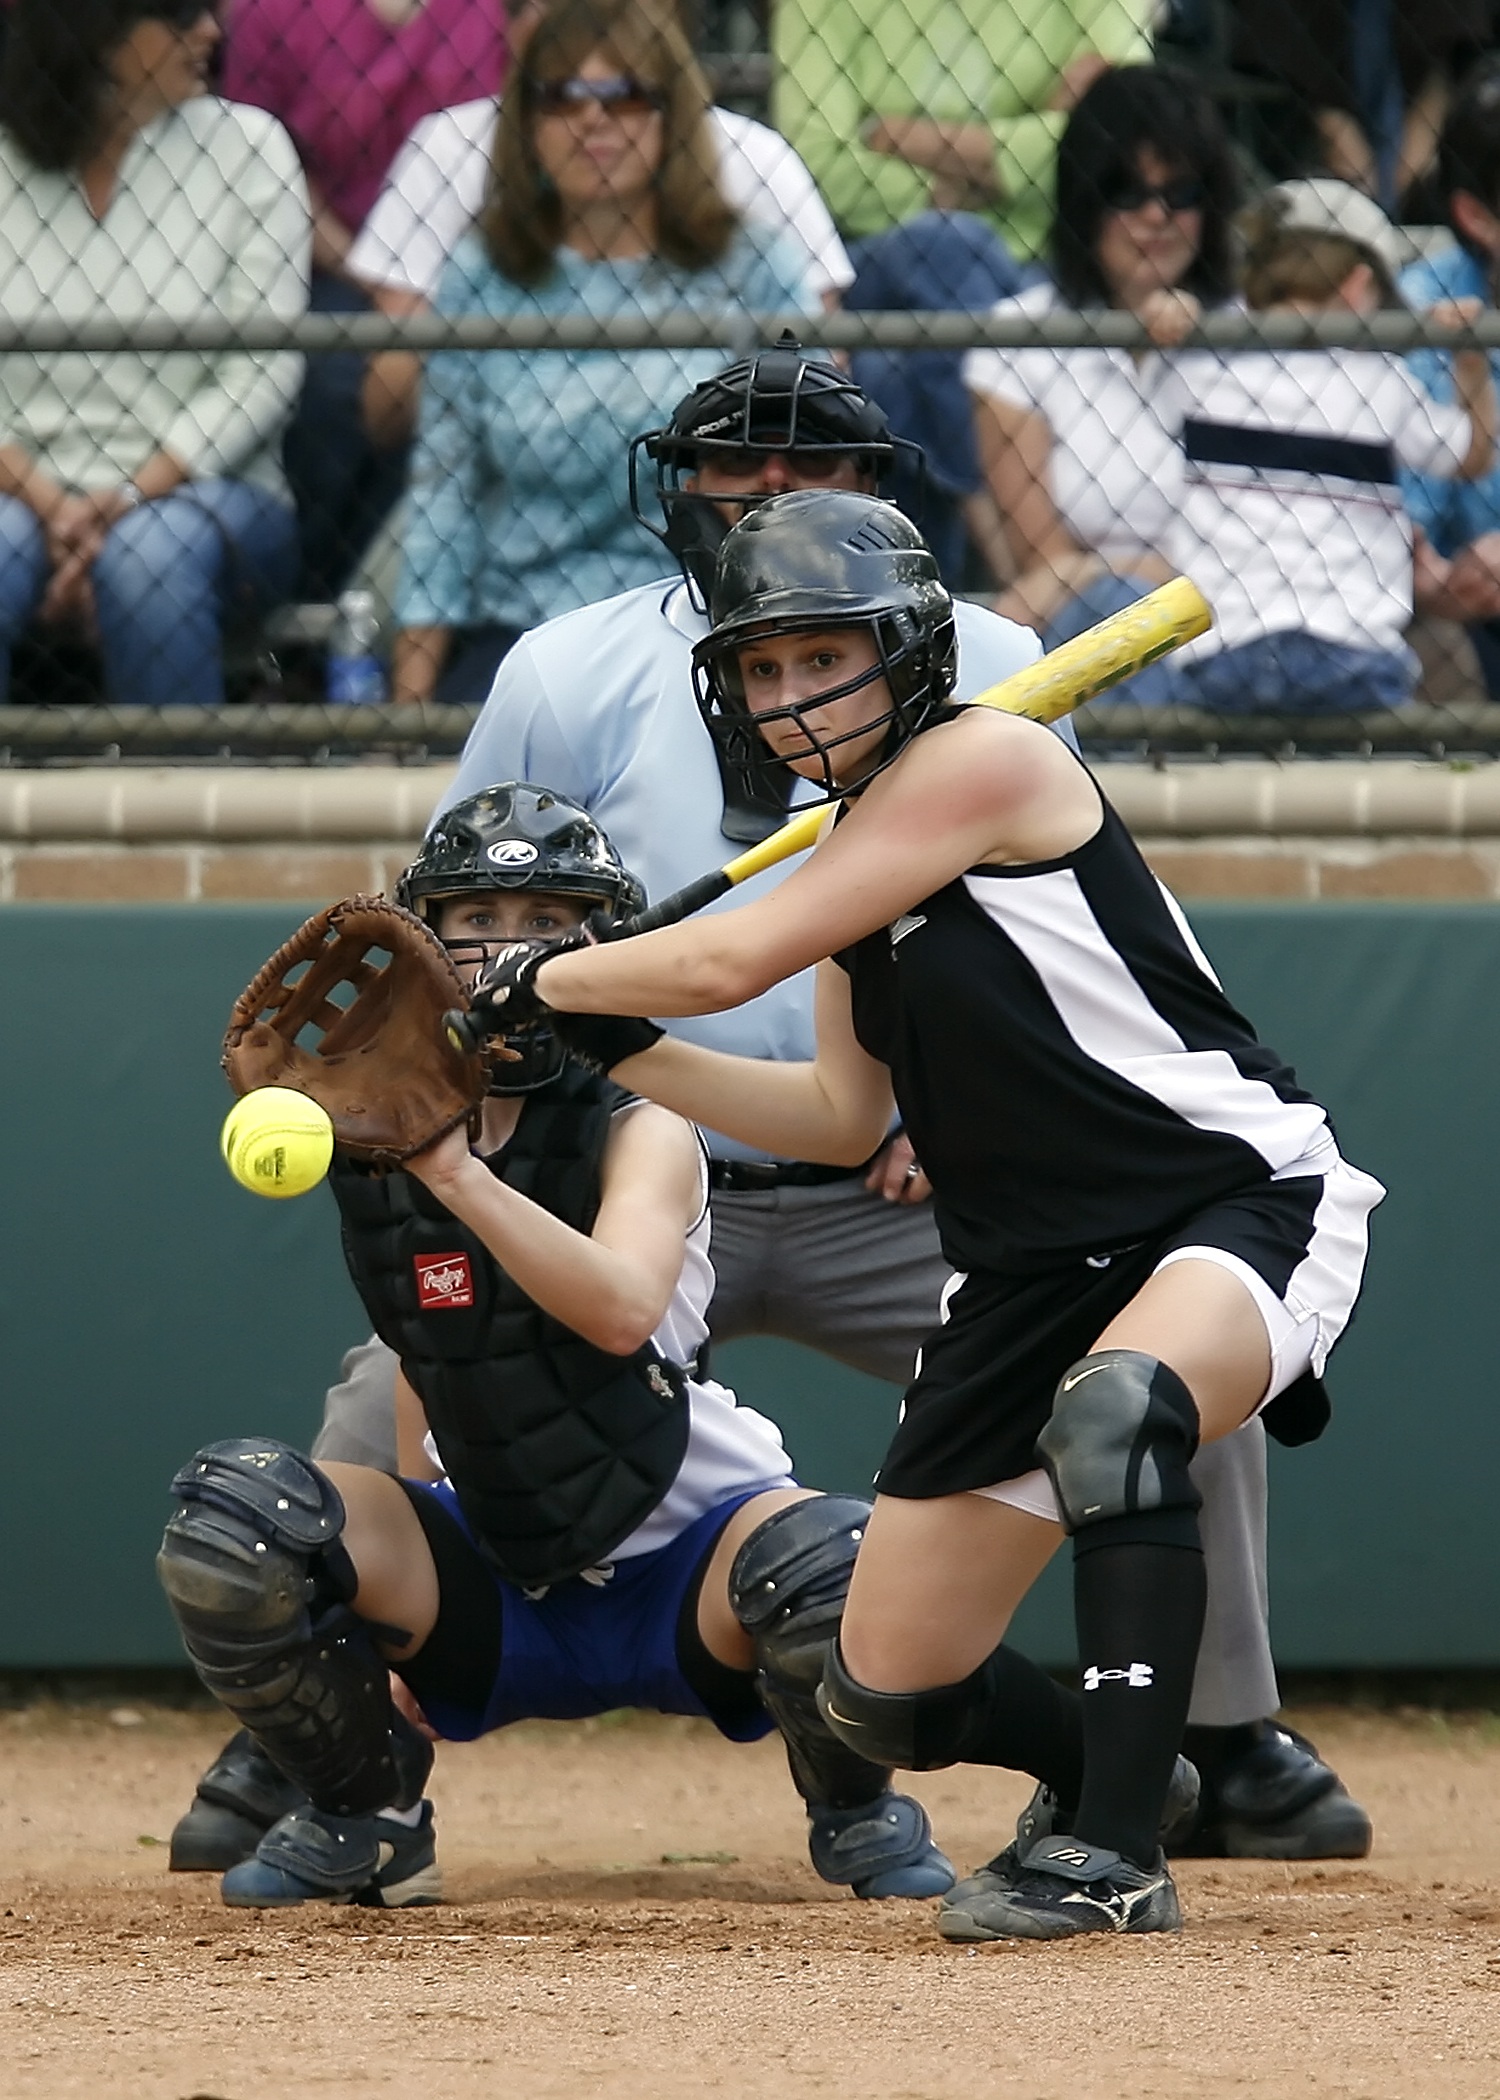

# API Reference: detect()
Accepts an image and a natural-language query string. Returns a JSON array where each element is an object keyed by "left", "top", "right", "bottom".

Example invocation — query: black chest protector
[{"left": 332, "top": 1064, "right": 691, "bottom": 1588}]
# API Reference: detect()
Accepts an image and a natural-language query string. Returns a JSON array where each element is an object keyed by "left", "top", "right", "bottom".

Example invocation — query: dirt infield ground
[{"left": 4, "top": 1703, "right": 1500, "bottom": 2100}]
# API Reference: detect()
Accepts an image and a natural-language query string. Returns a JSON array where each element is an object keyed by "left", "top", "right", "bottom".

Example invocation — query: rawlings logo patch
[
  {"left": 414, "top": 1252, "right": 475, "bottom": 1311},
  {"left": 487, "top": 840, "right": 539, "bottom": 869}
]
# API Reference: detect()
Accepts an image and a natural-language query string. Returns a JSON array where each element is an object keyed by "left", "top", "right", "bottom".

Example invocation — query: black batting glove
[
  {"left": 550, "top": 1010, "right": 665, "bottom": 1077},
  {"left": 470, "top": 930, "right": 587, "bottom": 1032}
]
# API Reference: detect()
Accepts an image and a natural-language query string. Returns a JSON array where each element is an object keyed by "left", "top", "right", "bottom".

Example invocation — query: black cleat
[
  {"left": 169, "top": 1729, "right": 306, "bottom": 1873},
  {"left": 939, "top": 1836, "right": 1181, "bottom": 1942},
  {"left": 1173, "top": 1723, "right": 1372, "bottom": 1860}
]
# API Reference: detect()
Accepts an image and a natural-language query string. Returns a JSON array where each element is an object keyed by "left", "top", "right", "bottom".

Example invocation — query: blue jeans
[
  {"left": 1175, "top": 630, "right": 1416, "bottom": 714},
  {"left": 0, "top": 479, "right": 298, "bottom": 705},
  {"left": 1046, "top": 574, "right": 1417, "bottom": 714}
]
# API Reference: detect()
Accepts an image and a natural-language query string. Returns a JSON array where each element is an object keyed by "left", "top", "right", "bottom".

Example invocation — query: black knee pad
[
  {"left": 819, "top": 1639, "right": 1013, "bottom": 1772},
  {"left": 1036, "top": 1349, "right": 1202, "bottom": 1543},
  {"left": 157, "top": 1438, "right": 429, "bottom": 1816},
  {"left": 728, "top": 1495, "right": 889, "bottom": 1811},
  {"left": 729, "top": 1494, "right": 871, "bottom": 1682}
]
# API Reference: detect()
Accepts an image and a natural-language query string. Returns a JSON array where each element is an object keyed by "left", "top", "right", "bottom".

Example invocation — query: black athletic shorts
[{"left": 875, "top": 1165, "right": 1377, "bottom": 1501}]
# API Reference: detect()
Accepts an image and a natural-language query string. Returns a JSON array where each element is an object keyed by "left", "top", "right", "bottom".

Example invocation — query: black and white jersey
[{"left": 835, "top": 799, "right": 1332, "bottom": 1276}]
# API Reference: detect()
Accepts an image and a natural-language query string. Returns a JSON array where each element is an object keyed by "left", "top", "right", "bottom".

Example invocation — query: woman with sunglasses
[
  {"left": 0, "top": 0, "right": 309, "bottom": 706},
  {"left": 391, "top": 0, "right": 815, "bottom": 706},
  {"left": 964, "top": 66, "right": 1240, "bottom": 704}
]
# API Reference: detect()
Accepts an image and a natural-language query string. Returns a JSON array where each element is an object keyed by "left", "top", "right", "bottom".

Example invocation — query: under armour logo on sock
[{"left": 1083, "top": 1663, "right": 1155, "bottom": 1690}]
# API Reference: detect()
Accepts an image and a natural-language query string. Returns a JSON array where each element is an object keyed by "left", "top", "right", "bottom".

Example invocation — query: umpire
[{"left": 186, "top": 343, "right": 1368, "bottom": 1866}]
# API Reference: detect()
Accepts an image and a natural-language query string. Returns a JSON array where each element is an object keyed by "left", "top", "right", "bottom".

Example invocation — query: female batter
[{"left": 474, "top": 490, "right": 1384, "bottom": 1942}]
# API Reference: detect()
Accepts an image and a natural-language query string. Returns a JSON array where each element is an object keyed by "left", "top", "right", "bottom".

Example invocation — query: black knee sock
[
  {"left": 959, "top": 1645, "right": 1085, "bottom": 1808},
  {"left": 1071, "top": 1523, "right": 1207, "bottom": 1869}
]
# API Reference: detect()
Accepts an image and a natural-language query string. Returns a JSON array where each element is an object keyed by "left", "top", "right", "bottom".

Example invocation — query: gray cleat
[
  {"left": 1014, "top": 1751, "right": 1201, "bottom": 1854},
  {"left": 169, "top": 1729, "right": 305, "bottom": 1873},
  {"left": 807, "top": 1791, "right": 955, "bottom": 1899},
  {"left": 939, "top": 1835, "right": 1181, "bottom": 1942}
]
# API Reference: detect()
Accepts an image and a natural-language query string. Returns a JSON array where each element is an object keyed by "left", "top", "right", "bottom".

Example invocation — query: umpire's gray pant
[{"left": 312, "top": 1178, "right": 1277, "bottom": 1728}]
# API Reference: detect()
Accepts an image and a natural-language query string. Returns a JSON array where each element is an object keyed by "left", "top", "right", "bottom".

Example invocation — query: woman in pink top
[
  {"left": 223, "top": 0, "right": 506, "bottom": 599},
  {"left": 223, "top": 0, "right": 506, "bottom": 269}
]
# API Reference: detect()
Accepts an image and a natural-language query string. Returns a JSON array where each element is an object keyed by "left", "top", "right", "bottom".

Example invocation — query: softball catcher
[{"left": 157, "top": 785, "right": 965, "bottom": 1909}]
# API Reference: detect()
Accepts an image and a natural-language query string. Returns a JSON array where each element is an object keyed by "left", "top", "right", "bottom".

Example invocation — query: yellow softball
[{"left": 220, "top": 1087, "right": 335, "bottom": 1199}]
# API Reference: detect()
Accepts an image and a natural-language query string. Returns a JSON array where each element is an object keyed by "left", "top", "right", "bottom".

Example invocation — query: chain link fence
[{"left": 4, "top": 0, "right": 1500, "bottom": 764}]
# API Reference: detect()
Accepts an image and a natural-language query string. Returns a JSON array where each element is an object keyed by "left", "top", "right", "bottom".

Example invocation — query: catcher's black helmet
[
  {"left": 691, "top": 490, "right": 958, "bottom": 804},
  {"left": 399, "top": 783, "right": 645, "bottom": 921},
  {"left": 397, "top": 784, "right": 645, "bottom": 1093},
  {"left": 628, "top": 333, "right": 897, "bottom": 602}
]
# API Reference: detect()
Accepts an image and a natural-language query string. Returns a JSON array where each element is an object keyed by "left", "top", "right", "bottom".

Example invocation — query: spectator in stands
[
  {"left": 350, "top": 0, "right": 851, "bottom": 453},
  {"left": 1402, "top": 61, "right": 1500, "bottom": 696},
  {"left": 392, "top": 0, "right": 814, "bottom": 705},
  {"left": 1223, "top": 0, "right": 1489, "bottom": 217},
  {"left": 223, "top": 0, "right": 504, "bottom": 258},
  {"left": 1163, "top": 180, "right": 1492, "bottom": 713},
  {"left": 964, "top": 67, "right": 1238, "bottom": 703},
  {"left": 773, "top": 0, "right": 1154, "bottom": 590},
  {"left": 222, "top": 0, "right": 507, "bottom": 599},
  {"left": 0, "top": 0, "right": 309, "bottom": 706},
  {"left": 772, "top": 0, "right": 1153, "bottom": 265}
]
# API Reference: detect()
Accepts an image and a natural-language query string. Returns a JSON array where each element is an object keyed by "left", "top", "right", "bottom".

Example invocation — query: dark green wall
[{"left": 4, "top": 903, "right": 1497, "bottom": 1667}]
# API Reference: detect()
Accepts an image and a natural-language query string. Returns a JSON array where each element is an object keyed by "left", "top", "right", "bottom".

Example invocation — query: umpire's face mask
[{"left": 431, "top": 889, "right": 590, "bottom": 1096}]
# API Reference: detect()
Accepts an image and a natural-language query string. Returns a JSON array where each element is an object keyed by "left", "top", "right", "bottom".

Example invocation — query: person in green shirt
[
  {"left": 771, "top": 0, "right": 1154, "bottom": 261},
  {"left": 771, "top": 0, "right": 1154, "bottom": 591}
]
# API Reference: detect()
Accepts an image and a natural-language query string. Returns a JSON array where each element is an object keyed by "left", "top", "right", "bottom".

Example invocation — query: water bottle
[{"left": 325, "top": 589, "right": 386, "bottom": 706}]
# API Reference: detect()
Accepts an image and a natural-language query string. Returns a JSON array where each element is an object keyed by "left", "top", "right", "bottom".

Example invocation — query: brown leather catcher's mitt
[{"left": 222, "top": 895, "right": 488, "bottom": 1167}]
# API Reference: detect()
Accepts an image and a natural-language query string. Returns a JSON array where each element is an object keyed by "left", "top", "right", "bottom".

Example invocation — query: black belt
[{"left": 708, "top": 1158, "right": 866, "bottom": 1192}]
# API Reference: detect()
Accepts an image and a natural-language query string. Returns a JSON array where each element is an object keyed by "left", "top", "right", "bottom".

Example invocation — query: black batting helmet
[
  {"left": 629, "top": 333, "right": 898, "bottom": 600},
  {"left": 692, "top": 490, "right": 958, "bottom": 804},
  {"left": 397, "top": 784, "right": 645, "bottom": 1092}
]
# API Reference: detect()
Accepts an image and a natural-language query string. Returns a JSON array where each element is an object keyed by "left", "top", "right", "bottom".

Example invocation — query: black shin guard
[
  {"left": 819, "top": 1638, "right": 1083, "bottom": 1800},
  {"left": 729, "top": 1497, "right": 891, "bottom": 1811},
  {"left": 157, "top": 1439, "right": 431, "bottom": 1817}
]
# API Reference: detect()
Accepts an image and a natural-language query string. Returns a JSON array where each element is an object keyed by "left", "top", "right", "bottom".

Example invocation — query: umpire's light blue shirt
[{"left": 437, "top": 581, "right": 1047, "bottom": 1163}]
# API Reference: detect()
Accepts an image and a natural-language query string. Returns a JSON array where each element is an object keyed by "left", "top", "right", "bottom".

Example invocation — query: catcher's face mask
[
  {"left": 431, "top": 888, "right": 591, "bottom": 1095},
  {"left": 396, "top": 782, "right": 646, "bottom": 1095}
]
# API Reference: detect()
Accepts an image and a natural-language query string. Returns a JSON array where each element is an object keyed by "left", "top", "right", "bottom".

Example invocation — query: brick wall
[
  {"left": 9, "top": 835, "right": 1500, "bottom": 901},
  {"left": 4, "top": 762, "right": 1500, "bottom": 902}
]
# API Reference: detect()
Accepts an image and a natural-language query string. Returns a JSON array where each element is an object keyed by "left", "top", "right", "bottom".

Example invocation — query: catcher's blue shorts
[{"left": 394, "top": 1478, "right": 775, "bottom": 1747}]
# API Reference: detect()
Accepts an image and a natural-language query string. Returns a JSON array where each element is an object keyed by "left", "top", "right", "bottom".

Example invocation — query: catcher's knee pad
[
  {"left": 818, "top": 1640, "right": 1011, "bottom": 1773},
  {"left": 729, "top": 1495, "right": 890, "bottom": 1811},
  {"left": 1037, "top": 1349, "right": 1202, "bottom": 1545},
  {"left": 156, "top": 1438, "right": 430, "bottom": 1817}
]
